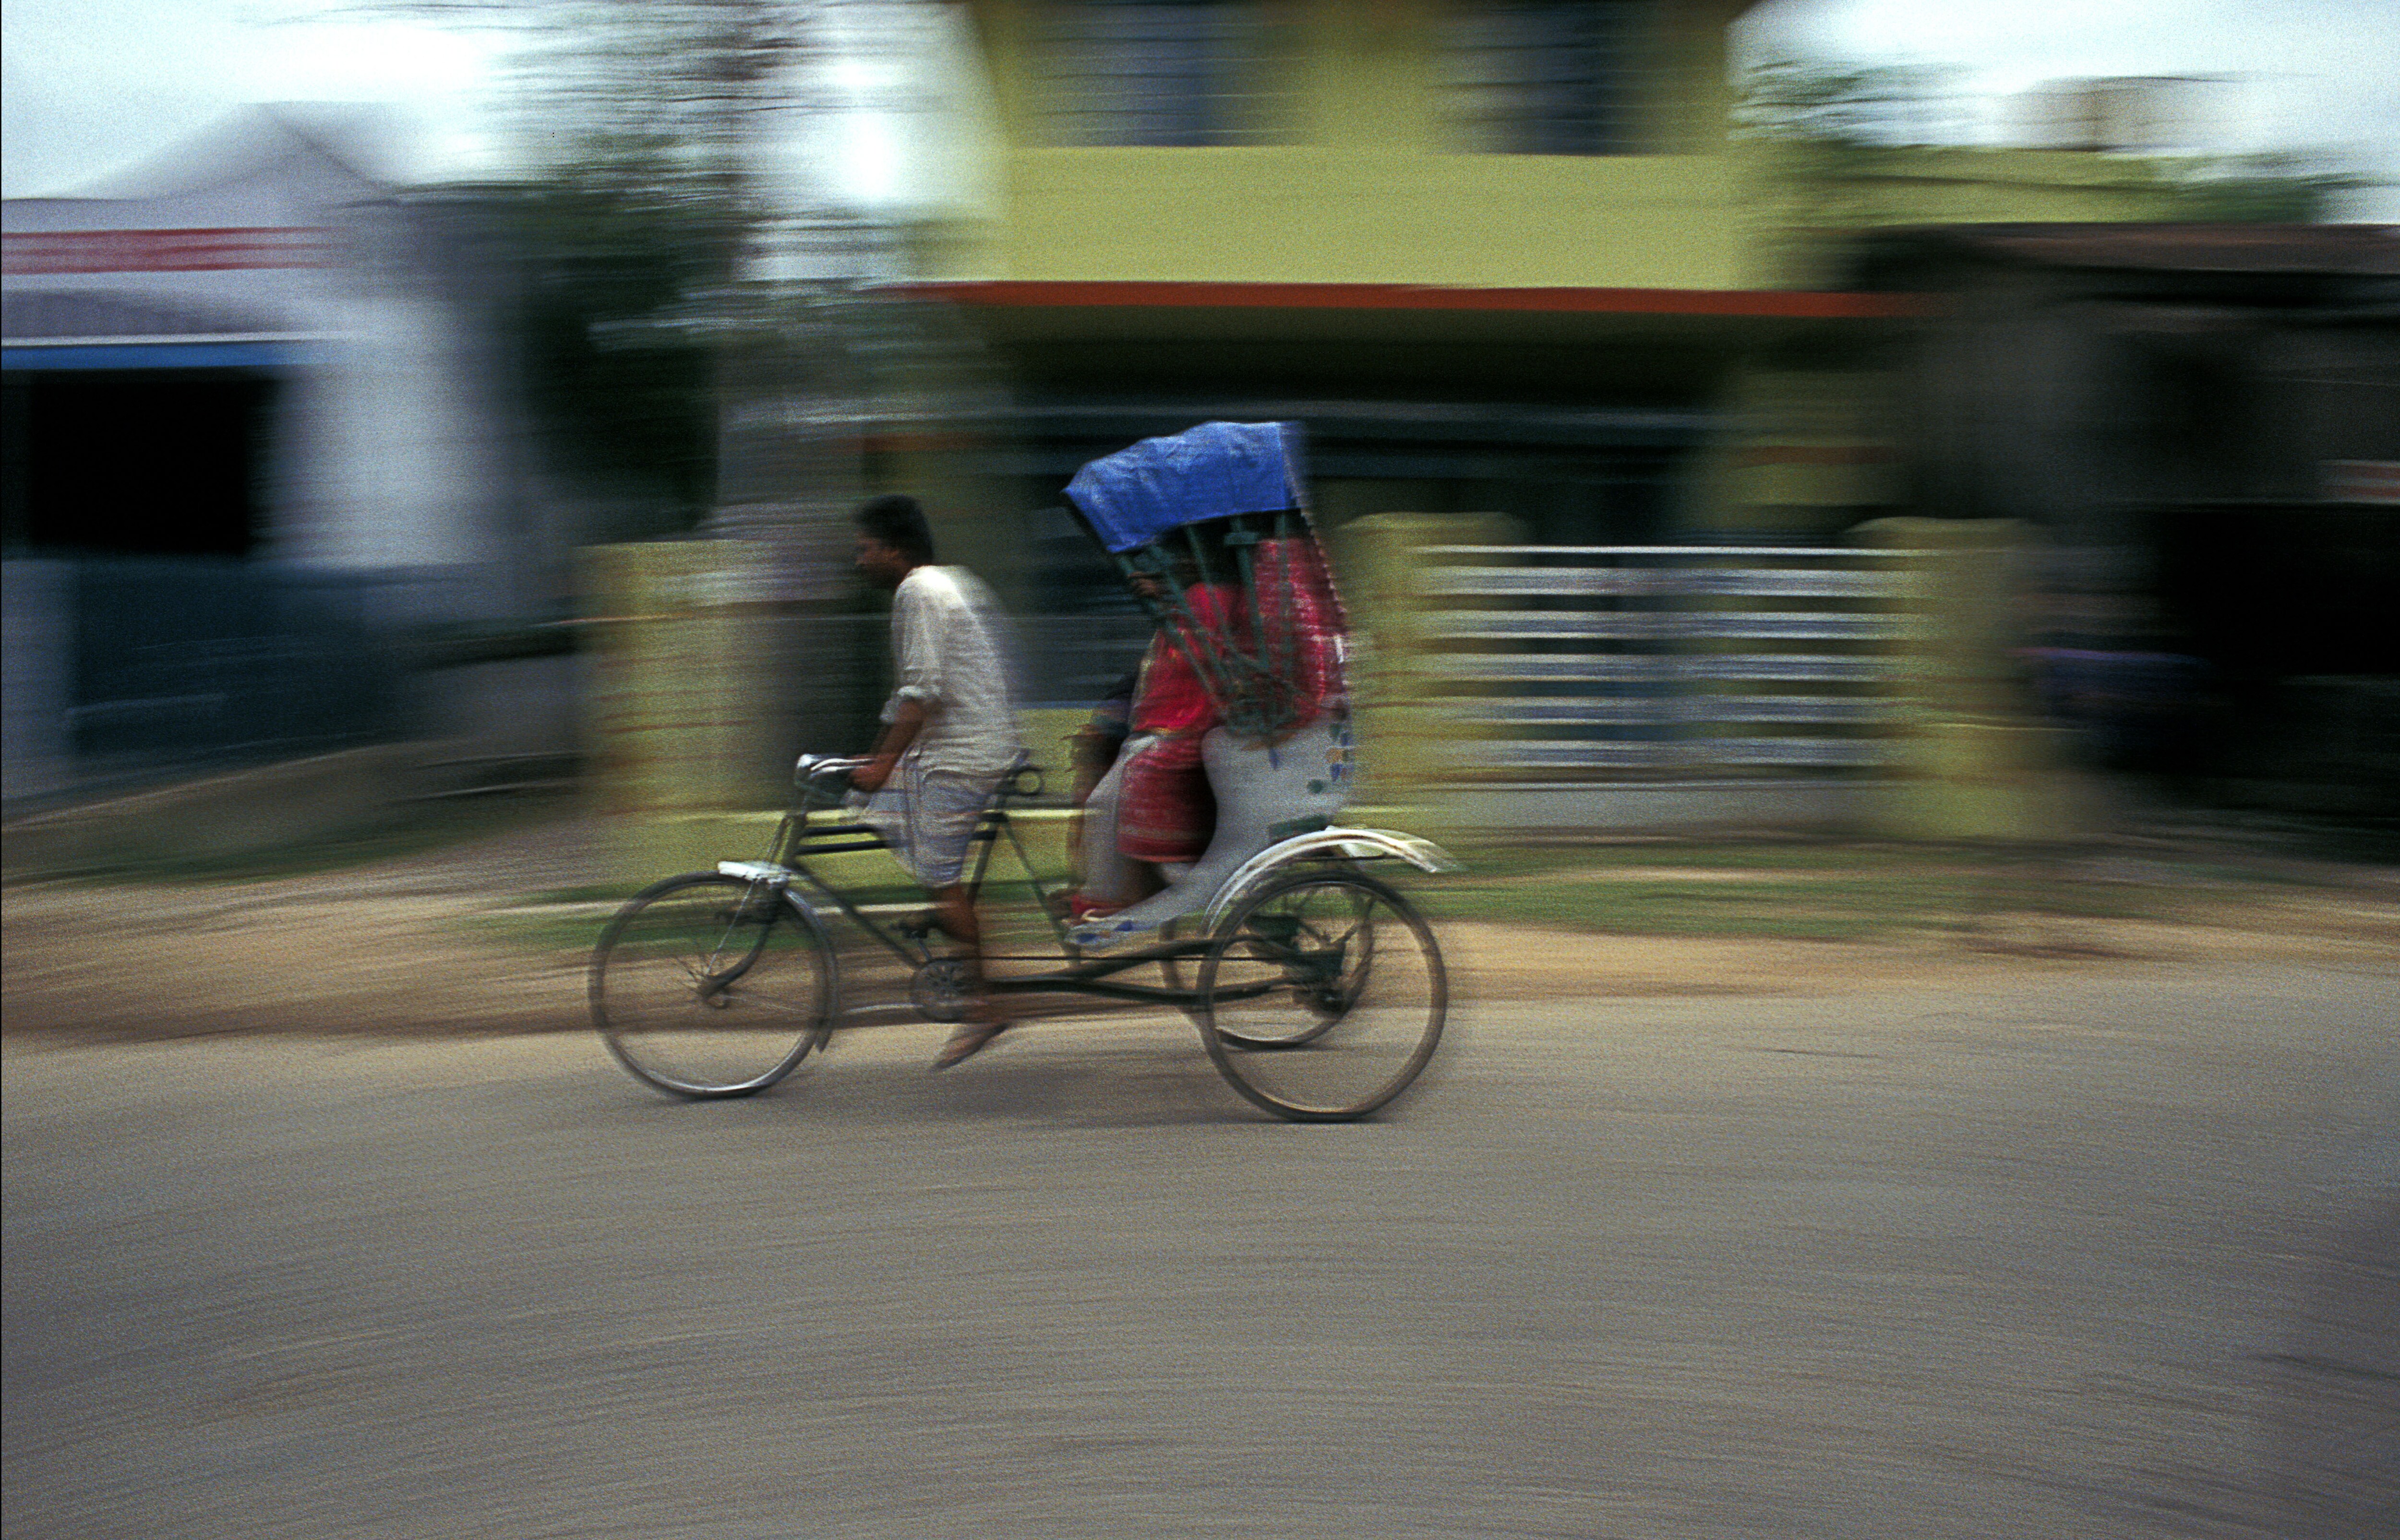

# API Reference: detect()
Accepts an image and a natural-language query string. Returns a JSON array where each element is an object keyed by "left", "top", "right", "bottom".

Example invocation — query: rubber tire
[
  {"left": 591, "top": 872, "right": 837, "bottom": 1099},
  {"left": 1196, "top": 869, "right": 1445, "bottom": 1122}
]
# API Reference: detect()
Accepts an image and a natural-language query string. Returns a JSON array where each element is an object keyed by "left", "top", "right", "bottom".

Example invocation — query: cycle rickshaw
[{"left": 588, "top": 422, "right": 1457, "bottom": 1122}]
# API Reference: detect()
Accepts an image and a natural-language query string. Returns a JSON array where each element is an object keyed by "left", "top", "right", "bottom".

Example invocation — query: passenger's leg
[{"left": 1076, "top": 744, "right": 1159, "bottom": 912}]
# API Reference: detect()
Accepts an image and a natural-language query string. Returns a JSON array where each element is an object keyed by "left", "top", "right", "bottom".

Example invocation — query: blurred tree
[
  {"left": 434, "top": 179, "right": 722, "bottom": 535},
  {"left": 1736, "top": 56, "right": 1964, "bottom": 158},
  {"left": 2154, "top": 152, "right": 2370, "bottom": 223},
  {"left": 1737, "top": 54, "right": 2372, "bottom": 283},
  {"left": 390, "top": 0, "right": 1007, "bottom": 766},
  {"left": 391, "top": 0, "right": 890, "bottom": 574},
  {"left": 1734, "top": 55, "right": 1966, "bottom": 280}
]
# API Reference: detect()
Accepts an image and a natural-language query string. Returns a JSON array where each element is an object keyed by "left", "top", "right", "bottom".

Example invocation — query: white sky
[
  {"left": 1741, "top": 0, "right": 2400, "bottom": 215},
  {"left": 1, "top": 0, "right": 516, "bottom": 192},
  {"left": 3, "top": 0, "right": 2395, "bottom": 215}
]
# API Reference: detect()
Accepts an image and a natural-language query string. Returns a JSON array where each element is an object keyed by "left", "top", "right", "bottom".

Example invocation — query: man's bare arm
[{"left": 852, "top": 696, "right": 930, "bottom": 793}]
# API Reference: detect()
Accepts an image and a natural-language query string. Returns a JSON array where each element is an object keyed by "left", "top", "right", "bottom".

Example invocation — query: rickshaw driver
[{"left": 846, "top": 494, "right": 1028, "bottom": 1070}]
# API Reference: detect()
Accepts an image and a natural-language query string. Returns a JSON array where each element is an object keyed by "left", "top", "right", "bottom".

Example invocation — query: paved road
[{"left": 5, "top": 964, "right": 2395, "bottom": 1540}]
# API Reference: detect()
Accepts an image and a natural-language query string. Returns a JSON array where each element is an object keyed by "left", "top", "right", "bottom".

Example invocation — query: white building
[
  {"left": 3, "top": 108, "right": 565, "bottom": 804},
  {"left": 3, "top": 107, "right": 525, "bottom": 588}
]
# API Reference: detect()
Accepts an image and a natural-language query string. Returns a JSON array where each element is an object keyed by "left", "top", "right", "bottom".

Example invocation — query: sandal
[{"left": 931, "top": 1010, "right": 1013, "bottom": 1071}]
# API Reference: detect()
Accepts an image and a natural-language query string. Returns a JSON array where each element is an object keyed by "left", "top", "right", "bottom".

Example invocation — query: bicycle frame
[{"left": 735, "top": 770, "right": 1243, "bottom": 1012}]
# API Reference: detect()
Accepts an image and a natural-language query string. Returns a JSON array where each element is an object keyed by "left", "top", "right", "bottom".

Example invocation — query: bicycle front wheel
[
  {"left": 590, "top": 873, "right": 836, "bottom": 1099},
  {"left": 1197, "top": 869, "right": 1446, "bottom": 1122}
]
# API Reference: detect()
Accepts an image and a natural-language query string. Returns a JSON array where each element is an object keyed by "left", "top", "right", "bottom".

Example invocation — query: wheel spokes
[
  {"left": 593, "top": 876, "right": 834, "bottom": 1098},
  {"left": 1200, "top": 871, "right": 1444, "bottom": 1119}
]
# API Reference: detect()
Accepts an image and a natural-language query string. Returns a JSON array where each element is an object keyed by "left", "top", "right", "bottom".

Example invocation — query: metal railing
[{"left": 1412, "top": 545, "right": 1918, "bottom": 778}]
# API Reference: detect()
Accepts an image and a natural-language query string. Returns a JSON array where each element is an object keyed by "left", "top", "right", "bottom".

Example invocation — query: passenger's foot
[
  {"left": 1067, "top": 913, "right": 1152, "bottom": 953},
  {"left": 931, "top": 1010, "right": 1014, "bottom": 1071}
]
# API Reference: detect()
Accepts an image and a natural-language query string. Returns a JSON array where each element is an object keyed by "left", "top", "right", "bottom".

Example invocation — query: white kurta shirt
[{"left": 883, "top": 564, "right": 1023, "bottom": 778}]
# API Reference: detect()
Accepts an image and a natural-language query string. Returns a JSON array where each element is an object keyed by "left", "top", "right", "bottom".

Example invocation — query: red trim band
[{"left": 3, "top": 228, "right": 335, "bottom": 274}]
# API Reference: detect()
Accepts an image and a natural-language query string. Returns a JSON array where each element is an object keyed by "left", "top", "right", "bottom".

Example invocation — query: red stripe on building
[
  {"left": 2, "top": 228, "right": 335, "bottom": 275},
  {"left": 904, "top": 280, "right": 1922, "bottom": 318}
]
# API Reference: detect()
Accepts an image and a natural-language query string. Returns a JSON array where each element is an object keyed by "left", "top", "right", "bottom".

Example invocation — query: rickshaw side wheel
[{"left": 1196, "top": 869, "right": 1446, "bottom": 1123}]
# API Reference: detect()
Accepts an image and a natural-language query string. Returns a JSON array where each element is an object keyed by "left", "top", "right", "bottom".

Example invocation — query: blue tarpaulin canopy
[{"left": 1064, "top": 421, "right": 1306, "bottom": 554}]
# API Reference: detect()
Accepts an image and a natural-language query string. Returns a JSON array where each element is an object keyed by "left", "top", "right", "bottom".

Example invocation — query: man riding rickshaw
[{"left": 590, "top": 418, "right": 1454, "bottom": 1122}]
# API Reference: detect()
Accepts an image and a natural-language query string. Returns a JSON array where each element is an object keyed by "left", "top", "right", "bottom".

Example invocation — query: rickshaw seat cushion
[{"left": 1068, "top": 717, "right": 1354, "bottom": 951}]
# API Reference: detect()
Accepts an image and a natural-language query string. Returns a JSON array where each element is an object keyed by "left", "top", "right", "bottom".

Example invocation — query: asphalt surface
[{"left": 5, "top": 965, "right": 2395, "bottom": 1539}]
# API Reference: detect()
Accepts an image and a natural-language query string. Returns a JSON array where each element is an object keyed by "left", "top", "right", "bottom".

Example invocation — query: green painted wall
[
  {"left": 945, "top": 0, "right": 1751, "bottom": 288},
  {"left": 952, "top": 1, "right": 2193, "bottom": 295},
  {"left": 971, "top": 145, "right": 1743, "bottom": 286}
]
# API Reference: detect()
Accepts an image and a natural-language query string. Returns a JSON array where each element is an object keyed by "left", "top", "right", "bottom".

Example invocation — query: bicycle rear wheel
[
  {"left": 590, "top": 873, "right": 836, "bottom": 1098},
  {"left": 1197, "top": 869, "right": 1445, "bottom": 1122}
]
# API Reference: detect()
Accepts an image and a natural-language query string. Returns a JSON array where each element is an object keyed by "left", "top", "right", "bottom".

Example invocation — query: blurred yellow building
[
  {"left": 859, "top": 3, "right": 2375, "bottom": 834},
  {"left": 901, "top": 0, "right": 2192, "bottom": 594}
]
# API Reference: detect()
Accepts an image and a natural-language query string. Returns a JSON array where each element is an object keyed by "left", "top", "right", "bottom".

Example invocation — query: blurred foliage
[
  {"left": 1738, "top": 54, "right": 2372, "bottom": 281},
  {"left": 1736, "top": 56, "right": 1965, "bottom": 155},
  {"left": 1734, "top": 54, "right": 1972, "bottom": 268},
  {"left": 2153, "top": 152, "right": 2372, "bottom": 223},
  {"left": 441, "top": 178, "right": 722, "bottom": 526},
  {"left": 501, "top": 0, "right": 812, "bottom": 196},
  {"left": 389, "top": 0, "right": 841, "bottom": 533}
]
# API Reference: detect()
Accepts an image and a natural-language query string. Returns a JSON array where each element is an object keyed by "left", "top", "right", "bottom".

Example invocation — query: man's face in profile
[{"left": 854, "top": 534, "right": 911, "bottom": 591}]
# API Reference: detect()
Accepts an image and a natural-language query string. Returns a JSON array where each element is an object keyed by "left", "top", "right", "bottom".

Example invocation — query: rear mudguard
[{"left": 1202, "top": 827, "right": 1461, "bottom": 931}]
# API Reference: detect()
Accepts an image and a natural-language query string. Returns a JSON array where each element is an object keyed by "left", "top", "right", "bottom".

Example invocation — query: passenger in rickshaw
[
  {"left": 1064, "top": 517, "right": 1353, "bottom": 951},
  {"left": 1069, "top": 540, "right": 1238, "bottom": 920}
]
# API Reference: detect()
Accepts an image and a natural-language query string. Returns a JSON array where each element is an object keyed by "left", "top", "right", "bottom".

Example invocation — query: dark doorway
[{"left": 2, "top": 370, "right": 276, "bottom": 556}]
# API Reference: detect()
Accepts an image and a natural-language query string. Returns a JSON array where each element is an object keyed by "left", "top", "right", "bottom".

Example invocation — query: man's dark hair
[{"left": 855, "top": 494, "right": 935, "bottom": 565}]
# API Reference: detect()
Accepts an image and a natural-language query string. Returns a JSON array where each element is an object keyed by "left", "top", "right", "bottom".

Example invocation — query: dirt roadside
[{"left": 7, "top": 837, "right": 2395, "bottom": 1039}]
